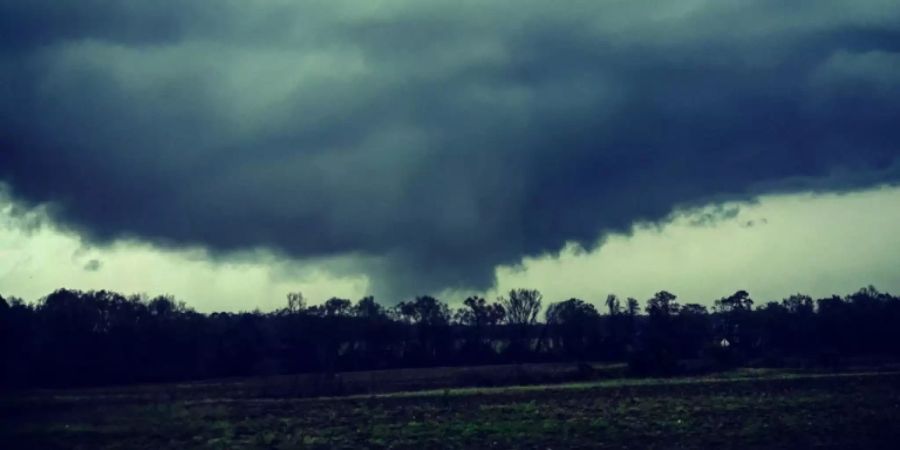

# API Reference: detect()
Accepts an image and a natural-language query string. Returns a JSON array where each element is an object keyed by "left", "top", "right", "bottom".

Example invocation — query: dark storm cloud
[
  {"left": 83, "top": 259, "right": 102, "bottom": 272},
  {"left": 686, "top": 205, "right": 742, "bottom": 228},
  {"left": 2, "top": 1, "right": 900, "bottom": 299}
]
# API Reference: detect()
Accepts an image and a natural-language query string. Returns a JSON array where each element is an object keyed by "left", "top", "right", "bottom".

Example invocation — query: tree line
[{"left": 1, "top": 286, "right": 899, "bottom": 388}]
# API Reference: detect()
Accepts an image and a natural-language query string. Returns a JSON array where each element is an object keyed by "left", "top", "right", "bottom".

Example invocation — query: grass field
[
  {"left": 0, "top": 362, "right": 627, "bottom": 402},
  {"left": 3, "top": 368, "right": 899, "bottom": 449}
]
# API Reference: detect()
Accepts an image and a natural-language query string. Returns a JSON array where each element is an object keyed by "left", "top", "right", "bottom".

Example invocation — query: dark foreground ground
[{"left": 2, "top": 369, "right": 899, "bottom": 449}]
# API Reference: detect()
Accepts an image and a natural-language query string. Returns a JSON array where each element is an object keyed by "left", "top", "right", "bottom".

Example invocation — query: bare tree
[
  {"left": 500, "top": 289, "right": 543, "bottom": 326},
  {"left": 286, "top": 292, "right": 306, "bottom": 313},
  {"left": 605, "top": 294, "right": 621, "bottom": 316},
  {"left": 545, "top": 298, "right": 600, "bottom": 359},
  {"left": 457, "top": 296, "right": 506, "bottom": 328},
  {"left": 500, "top": 289, "right": 543, "bottom": 358},
  {"left": 646, "top": 291, "right": 679, "bottom": 317},
  {"left": 714, "top": 290, "right": 754, "bottom": 313},
  {"left": 456, "top": 296, "right": 506, "bottom": 357},
  {"left": 354, "top": 296, "right": 384, "bottom": 319},
  {"left": 308, "top": 297, "right": 353, "bottom": 317},
  {"left": 626, "top": 298, "right": 640, "bottom": 316}
]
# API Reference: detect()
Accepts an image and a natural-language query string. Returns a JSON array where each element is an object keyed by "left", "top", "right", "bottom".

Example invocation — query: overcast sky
[{"left": 1, "top": 1, "right": 899, "bottom": 310}]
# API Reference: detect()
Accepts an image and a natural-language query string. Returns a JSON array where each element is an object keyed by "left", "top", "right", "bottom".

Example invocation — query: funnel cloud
[{"left": 1, "top": 1, "right": 899, "bottom": 299}]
